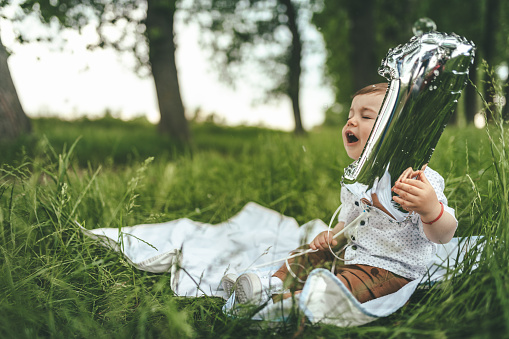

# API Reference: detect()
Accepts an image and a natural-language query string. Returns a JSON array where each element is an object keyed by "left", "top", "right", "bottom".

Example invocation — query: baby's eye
[{"left": 362, "top": 116, "right": 373, "bottom": 119}]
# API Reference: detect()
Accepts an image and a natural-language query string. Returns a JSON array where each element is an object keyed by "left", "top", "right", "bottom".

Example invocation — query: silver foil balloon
[{"left": 342, "top": 31, "right": 475, "bottom": 214}]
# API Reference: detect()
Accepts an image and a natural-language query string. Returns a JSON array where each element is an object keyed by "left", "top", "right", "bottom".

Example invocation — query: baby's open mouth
[{"left": 347, "top": 132, "right": 359, "bottom": 143}]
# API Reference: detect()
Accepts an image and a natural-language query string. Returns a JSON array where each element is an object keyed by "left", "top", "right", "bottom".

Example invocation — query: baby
[{"left": 225, "top": 83, "right": 458, "bottom": 304}]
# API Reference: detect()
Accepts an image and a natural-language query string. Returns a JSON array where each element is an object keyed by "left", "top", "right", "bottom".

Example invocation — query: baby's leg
[
  {"left": 272, "top": 245, "right": 336, "bottom": 291},
  {"left": 334, "top": 264, "right": 411, "bottom": 303}
]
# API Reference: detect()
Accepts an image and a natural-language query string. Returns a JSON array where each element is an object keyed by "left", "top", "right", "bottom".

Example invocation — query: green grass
[{"left": 0, "top": 114, "right": 507, "bottom": 338}]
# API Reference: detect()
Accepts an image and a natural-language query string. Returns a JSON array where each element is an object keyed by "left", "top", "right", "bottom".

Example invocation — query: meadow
[{"left": 0, "top": 113, "right": 507, "bottom": 338}]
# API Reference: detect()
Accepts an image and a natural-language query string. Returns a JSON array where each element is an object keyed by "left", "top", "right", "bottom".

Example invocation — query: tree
[
  {"left": 146, "top": 0, "right": 188, "bottom": 139},
  {"left": 14, "top": 0, "right": 190, "bottom": 142},
  {"left": 189, "top": 0, "right": 322, "bottom": 135},
  {"left": 0, "top": 32, "right": 31, "bottom": 141},
  {"left": 347, "top": 0, "right": 378, "bottom": 92},
  {"left": 313, "top": 0, "right": 411, "bottom": 108},
  {"left": 315, "top": 0, "right": 509, "bottom": 125}
]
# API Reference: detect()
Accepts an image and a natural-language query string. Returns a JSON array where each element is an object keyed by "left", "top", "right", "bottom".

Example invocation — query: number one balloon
[{"left": 342, "top": 19, "right": 476, "bottom": 217}]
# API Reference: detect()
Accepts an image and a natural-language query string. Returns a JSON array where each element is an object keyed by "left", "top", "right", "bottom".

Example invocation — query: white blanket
[{"left": 81, "top": 202, "right": 478, "bottom": 326}]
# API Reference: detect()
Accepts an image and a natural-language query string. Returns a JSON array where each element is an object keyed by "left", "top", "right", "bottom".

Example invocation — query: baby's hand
[
  {"left": 395, "top": 166, "right": 423, "bottom": 182},
  {"left": 309, "top": 231, "right": 337, "bottom": 251},
  {"left": 392, "top": 168, "right": 441, "bottom": 219}
]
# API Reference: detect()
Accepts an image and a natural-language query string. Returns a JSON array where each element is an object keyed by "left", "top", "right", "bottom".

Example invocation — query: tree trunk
[
  {"left": 280, "top": 0, "right": 304, "bottom": 135},
  {"left": 348, "top": 0, "right": 378, "bottom": 91},
  {"left": 146, "top": 0, "right": 190, "bottom": 142},
  {"left": 0, "top": 35, "right": 31, "bottom": 141}
]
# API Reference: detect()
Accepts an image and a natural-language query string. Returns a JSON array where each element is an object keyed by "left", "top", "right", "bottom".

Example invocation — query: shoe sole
[
  {"left": 221, "top": 273, "right": 237, "bottom": 297},
  {"left": 235, "top": 273, "right": 262, "bottom": 304}
]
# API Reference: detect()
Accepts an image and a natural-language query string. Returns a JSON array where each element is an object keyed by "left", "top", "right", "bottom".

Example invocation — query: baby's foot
[
  {"left": 235, "top": 273, "right": 284, "bottom": 305},
  {"left": 220, "top": 273, "right": 238, "bottom": 297}
]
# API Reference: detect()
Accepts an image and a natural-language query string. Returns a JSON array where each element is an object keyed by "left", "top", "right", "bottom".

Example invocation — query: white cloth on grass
[
  {"left": 80, "top": 202, "right": 326, "bottom": 297},
  {"left": 81, "top": 202, "right": 479, "bottom": 327}
]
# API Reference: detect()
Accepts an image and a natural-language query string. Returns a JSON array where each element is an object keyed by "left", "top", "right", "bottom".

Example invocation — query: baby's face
[{"left": 342, "top": 93, "right": 384, "bottom": 160}]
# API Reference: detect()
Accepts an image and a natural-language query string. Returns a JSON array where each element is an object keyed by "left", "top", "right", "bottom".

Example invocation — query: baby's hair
[{"left": 353, "top": 83, "right": 388, "bottom": 98}]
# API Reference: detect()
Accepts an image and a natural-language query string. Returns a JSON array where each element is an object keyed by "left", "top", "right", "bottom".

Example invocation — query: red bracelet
[{"left": 421, "top": 202, "right": 444, "bottom": 225}]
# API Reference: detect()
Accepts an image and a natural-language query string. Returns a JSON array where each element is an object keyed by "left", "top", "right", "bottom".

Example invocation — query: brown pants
[{"left": 272, "top": 246, "right": 411, "bottom": 303}]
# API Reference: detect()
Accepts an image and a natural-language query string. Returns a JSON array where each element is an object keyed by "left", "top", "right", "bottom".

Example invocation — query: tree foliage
[
  {"left": 313, "top": 0, "right": 410, "bottom": 108},
  {"left": 314, "top": 0, "right": 509, "bottom": 125},
  {"left": 8, "top": 0, "right": 190, "bottom": 142},
  {"left": 16, "top": 0, "right": 149, "bottom": 74},
  {"left": 188, "top": 0, "right": 323, "bottom": 134}
]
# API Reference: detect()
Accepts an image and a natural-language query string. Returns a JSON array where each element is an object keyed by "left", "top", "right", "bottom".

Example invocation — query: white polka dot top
[{"left": 338, "top": 166, "right": 457, "bottom": 280}]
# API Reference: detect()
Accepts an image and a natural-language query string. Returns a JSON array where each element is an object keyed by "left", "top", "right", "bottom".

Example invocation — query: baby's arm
[
  {"left": 309, "top": 222, "right": 347, "bottom": 251},
  {"left": 392, "top": 168, "right": 457, "bottom": 244}
]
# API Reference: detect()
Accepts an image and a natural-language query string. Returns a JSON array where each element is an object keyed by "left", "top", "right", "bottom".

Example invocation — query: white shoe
[
  {"left": 221, "top": 273, "right": 238, "bottom": 297},
  {"left": 235, "top": 273, "right": 284, "bottom": 305}
]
